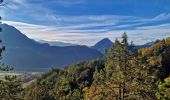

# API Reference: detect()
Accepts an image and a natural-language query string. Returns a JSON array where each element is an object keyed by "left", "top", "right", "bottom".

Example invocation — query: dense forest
[{"left": 0, "top": 32, "right": 170, "bottom": 100}]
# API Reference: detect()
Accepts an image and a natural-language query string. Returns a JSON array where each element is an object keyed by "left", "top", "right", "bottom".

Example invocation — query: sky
[{"left": 1, "top": 0, "right": 170, "bottom": 46}]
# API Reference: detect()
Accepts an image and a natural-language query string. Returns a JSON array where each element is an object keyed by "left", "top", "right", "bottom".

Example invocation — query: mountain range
[
  {"left": 0, "top": 24, "right": 153, "bottom": 71},
  {"left": 0, "top": 24, "right": 103, "bottom": 71}
]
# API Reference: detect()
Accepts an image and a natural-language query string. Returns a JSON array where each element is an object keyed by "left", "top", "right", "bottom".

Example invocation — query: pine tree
[
  {"left": 105, "top": 36, "right": 126, "bottom": 99},
  {"left": 105, "top": 33, "right": 158, "bottom": 99}
]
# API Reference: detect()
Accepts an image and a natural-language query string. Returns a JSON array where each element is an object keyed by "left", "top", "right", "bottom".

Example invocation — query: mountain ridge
[{"left": 0, "top": 24, "right": 103, "bottom": 71}]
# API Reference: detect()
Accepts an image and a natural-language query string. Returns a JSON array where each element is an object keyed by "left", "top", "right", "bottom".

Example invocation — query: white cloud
[
  {"left": 37, "top": 13, "right": 170, "bottom": 31},
  {"left": 152, "top": 13, "right": 170, "bottom": 21},
  {"left": 56, "top": 0, "right": 85, "bottom": 7},
  {"left": 136, "top": 23, "right": 170, "bottom": 30},
  {"left": 2, "top": 0, "right": 170, "bottom": 46},
  {"left": 3, "top": 20, "right": 170, "bottom": 46},
  {"left": 3, "top": 21, "right": 103, "bottom": 45},
  {"left": 5, "top": 0, "right": 25, "bottom": 10},
  {"left": 3, "top": 0, "right": 170, "bottom": 30}
]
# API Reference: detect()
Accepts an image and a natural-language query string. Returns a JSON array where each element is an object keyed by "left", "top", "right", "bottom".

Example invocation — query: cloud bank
[
  {"left": 1, "top": 0, "right": 170, "bottom": 46},
  {"left": 3, "top": 13, "right": 170, "bottom": 46}
]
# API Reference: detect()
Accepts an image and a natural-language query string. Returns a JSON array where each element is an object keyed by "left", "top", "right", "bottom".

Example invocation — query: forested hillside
[
  {"left": 1, "top": 0, "right": 170, "bottom": 99},
  {"left": 1, "top": 33, "right": 170, "bottom": 99}
]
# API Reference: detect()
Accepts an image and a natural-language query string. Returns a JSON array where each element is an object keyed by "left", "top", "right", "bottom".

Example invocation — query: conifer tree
[{"left": 105, "top": 33, "right": 158, "bottom": 99}]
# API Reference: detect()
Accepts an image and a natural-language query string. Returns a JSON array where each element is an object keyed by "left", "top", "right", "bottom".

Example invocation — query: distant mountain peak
[
  {"left": 100, "top": 38, "right": 111, "bottom": 41},
  {"left": 97, "top": 38, "right": 112, "bottom": 44},
  {"left": 91, "top": 38, "right": 113, "bottom": 53}
]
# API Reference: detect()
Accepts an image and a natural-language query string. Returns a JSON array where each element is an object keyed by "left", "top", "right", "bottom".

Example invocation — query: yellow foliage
[
  {"left": 84, "top": 81, "right": 119, "bottom": 100},
  {"left": 148, "top": 56, "right": 161, "bottom": 66},
  {"left": 140, "top": 39, "right": 166, "bottom": 57}
]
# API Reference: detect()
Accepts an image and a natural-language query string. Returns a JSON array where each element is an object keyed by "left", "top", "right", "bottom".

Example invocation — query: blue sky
[{"left": 1, "top": 0, "right": 170, "bottom": 45}]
